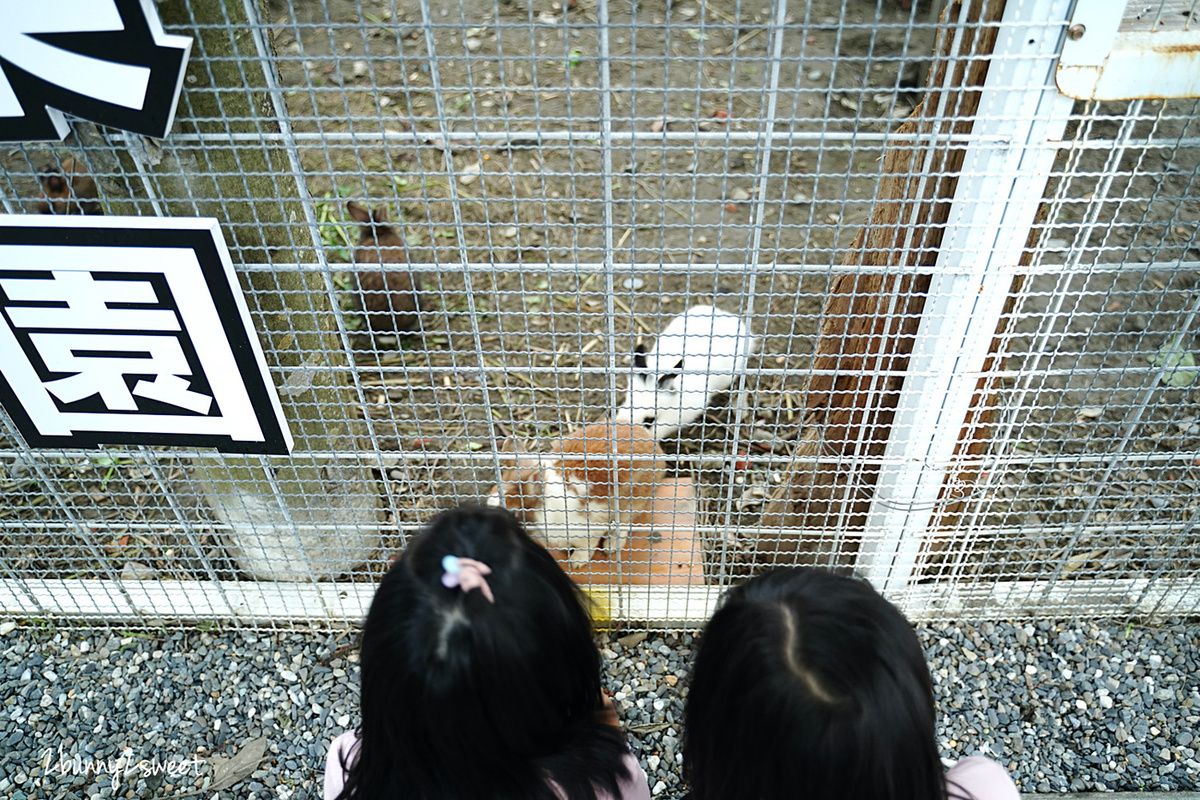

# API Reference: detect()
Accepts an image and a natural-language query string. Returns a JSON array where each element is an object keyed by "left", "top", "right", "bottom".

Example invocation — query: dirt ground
[
  {"left": 267, "top": 0, "right": 941, "bottom": 554},
  {"left": 2, "top": 0, "right": 1198, "bottom": 589}
]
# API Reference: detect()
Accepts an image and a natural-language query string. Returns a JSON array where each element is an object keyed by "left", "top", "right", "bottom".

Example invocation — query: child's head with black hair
[
  {"left": 337, "top": 504, "right": 631, "bottom": 800},
  {"left": 683, "top": 567, "right": 950, "bottom": 800}
]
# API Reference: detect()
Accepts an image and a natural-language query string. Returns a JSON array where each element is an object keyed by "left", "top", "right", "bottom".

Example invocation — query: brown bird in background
[
  {"left": 35, "top": 158, "right": 102, "bottom": 215},
  {"left": 346, "top": 201, "right": 424, "bottom": 334}
]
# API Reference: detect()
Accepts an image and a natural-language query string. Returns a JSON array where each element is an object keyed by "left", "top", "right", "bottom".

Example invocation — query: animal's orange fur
[
  {"left": 556, "top": 422, "right": 664, "bottom": 520},
  {"left": 489, "top": 422, "right": 665, "bottom": 564},
  {"left": 492, "top": 466, "right": 545, "bottom": 522}
]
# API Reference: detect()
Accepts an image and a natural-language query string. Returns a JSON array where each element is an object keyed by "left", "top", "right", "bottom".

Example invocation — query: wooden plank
[{"left": 757, "top": 0, "right": 1026, "bottom": 570}]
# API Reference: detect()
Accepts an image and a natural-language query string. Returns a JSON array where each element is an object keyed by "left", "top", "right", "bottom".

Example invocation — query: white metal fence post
[{"left": 857, "top": 0, "right": 1078, "bottom": 595}]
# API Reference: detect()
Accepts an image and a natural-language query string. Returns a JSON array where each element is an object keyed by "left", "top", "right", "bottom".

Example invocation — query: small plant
[
  {"left": 1149, "top": 332, "right": 1198, "bottom": 388},
  {"left": 566, "top": 49, "right": 583, "bottom": 69},
  {"left": 394, "top": 175, "right": 443, "bottom": 194},
  {"left": 314, "top": 184, "right": 355, "bottom": 262},
  {"left": 90, "top": 454, "right": 134, "bottom": 491},
  {"left": 1149, "top": 296, "right": 1199, "bottom": 388}
]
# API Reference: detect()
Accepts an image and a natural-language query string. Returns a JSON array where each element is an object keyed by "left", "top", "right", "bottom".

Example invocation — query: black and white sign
[
  {"left": 0, "top": 216, "right": 293, "bottom": 455},
  {"left": 0, "top": 0, "right": 192, "bottom": 142}
]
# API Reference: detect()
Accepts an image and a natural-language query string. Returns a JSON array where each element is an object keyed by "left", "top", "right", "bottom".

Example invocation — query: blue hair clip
[
  {"left": 441, "top": 555, "right": 460, "bottom": 587},
  {"left": 440, "top": 554, "right": 495, "bottom": 603}
]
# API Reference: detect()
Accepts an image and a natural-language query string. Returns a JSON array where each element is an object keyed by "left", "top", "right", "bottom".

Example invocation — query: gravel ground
[{"left": 1, "top": 619, "right": 1198, "bottom": 799}]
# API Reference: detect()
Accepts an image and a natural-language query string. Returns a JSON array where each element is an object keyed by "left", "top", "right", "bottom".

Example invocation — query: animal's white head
[{"left": 615, "top": 305, "right": 757, "bottom": 438}]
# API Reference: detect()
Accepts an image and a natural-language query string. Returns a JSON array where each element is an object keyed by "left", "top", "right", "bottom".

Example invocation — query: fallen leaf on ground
[{"left": 205, "top": 737, "right": 267, "bottom": 793}]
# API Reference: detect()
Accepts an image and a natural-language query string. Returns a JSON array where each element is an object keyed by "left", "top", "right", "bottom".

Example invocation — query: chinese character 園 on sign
[{"left": 0, "top": 216, "right": 291, "bottom": 454}]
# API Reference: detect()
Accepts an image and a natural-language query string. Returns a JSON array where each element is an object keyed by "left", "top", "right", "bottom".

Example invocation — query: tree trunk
[
  {"left": 754, "top": 0, "right": 1025, "bottom": 571},
  {"left": 106, "top": 0, "right": 379, "bottom": 580}
]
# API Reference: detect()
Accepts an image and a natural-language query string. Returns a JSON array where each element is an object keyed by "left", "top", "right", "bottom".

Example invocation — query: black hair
[
  {"left": 682, "top": 567, "right": 951, "bottom": 800},
  {"left": 336, "top": 504, "right": 632, "bottom": 800}
]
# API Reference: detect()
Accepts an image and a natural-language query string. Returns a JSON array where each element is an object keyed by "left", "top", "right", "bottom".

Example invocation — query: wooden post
[{"left": 754, "top": 0, "right": 1024, "bottom": 569}]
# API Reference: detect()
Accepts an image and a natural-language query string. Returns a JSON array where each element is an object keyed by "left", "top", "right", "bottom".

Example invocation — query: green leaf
[{"left": 1149, "top": 341, "right": 1199, "bottom": 388}]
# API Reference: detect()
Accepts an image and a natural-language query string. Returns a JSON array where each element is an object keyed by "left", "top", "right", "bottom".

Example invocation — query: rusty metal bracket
[{"left": 1058, "top": 0, "right": 1200, "bottom": 100}]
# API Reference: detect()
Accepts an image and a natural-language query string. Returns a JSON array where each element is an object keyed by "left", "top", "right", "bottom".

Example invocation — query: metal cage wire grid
[{"left": 0, "top": 0, "right": 1198, "bottom": 628}]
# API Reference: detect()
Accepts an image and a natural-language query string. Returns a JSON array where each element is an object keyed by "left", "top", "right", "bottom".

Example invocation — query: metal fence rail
[{"left": 0, "top": 0, "right": 1198, "bottom": 628}]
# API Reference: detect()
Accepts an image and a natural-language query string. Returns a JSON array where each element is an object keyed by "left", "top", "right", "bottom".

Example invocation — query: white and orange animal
[{"left": 487, "top": 422, "right": 665, "bottom": 568}]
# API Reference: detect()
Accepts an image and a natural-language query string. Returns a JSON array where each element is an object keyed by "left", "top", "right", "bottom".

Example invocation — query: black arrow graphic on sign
[{"left": 0, "top": 0, "right": 192, "bottom": 143}]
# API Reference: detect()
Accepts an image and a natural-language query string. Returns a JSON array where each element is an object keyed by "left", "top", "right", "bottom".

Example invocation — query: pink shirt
[
  {"left": 944, "top": 756, "right": 1021, "bottom": 800},
  {"left": 322, "top": 730, "right": 651, "bottom": 800}
]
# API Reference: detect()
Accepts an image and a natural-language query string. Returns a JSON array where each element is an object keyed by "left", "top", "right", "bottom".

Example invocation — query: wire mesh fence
[{"left": 1, "top": 0, "right": 1198, "bottom": 628}]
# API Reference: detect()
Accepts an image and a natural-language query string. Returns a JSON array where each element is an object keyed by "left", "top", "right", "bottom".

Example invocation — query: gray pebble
[{"left": 2, "top": 620, "right": 1198, "bottom": 798}]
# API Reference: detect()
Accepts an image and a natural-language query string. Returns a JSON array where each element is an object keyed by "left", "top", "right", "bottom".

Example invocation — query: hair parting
[
  {"left": 335, "top": 505, "right": 632, "bottom": 800},
  {"left": 683, "top": 568, "right": 949, "bottom": 800}
]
